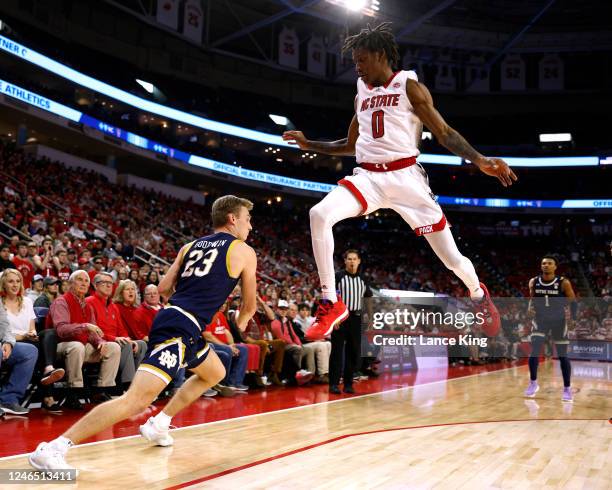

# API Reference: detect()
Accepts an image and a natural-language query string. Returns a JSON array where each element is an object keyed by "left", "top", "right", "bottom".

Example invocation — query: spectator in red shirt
[
  {"left": 88, "top": 256, "right": 105, "bottom": 291},
  {"left": 113, "top": 279, "right": 148, "bottom": 341},
  {"left": 50, "top": 270, "right": 121, "bottom": 408},
  {"left": 271, "top": 300, "right": 312, "bottom": 383},
  {"left": 12, "top": 241, "right": 35, "bottom": 289},
  {"left": 134, "top": 284, "right": 163, "bottom": 341},
  {"left": 53, "top": 250, "right": 73, "bottom": 281},
  {"left": 86, "top": 273, "right": 147, "bottom": 391}
]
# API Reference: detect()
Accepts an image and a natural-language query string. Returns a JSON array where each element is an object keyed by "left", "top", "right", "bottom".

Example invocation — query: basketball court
[{"left": 1, "top": 360, "right": 609, "bottom": 488}]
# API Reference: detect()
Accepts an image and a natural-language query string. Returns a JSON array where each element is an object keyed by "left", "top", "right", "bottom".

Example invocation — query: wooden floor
[{"left": 1, "top": 360, "right": 610, "bottom": 489}]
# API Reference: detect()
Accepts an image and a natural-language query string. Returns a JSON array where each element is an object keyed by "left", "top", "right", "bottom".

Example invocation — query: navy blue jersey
[
  {"left": 169, "top": 232, "right": 240, "bottom": 328},
  {"left": 532, "top": 275, "right": 567, "bottom": 322}
]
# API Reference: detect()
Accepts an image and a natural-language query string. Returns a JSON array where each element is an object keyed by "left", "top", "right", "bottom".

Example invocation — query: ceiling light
[
  {"left": 344, "top": 0, "right": 367, "bottom": 11},
  {"left": 269, "top": 114, "right": 289, "bottom": 126},
  {"left": 539, "top": 133, "right": 572, "bottom": 143},
  {"left": 135, "top": 79, "right": 155, "bottom": 94}
]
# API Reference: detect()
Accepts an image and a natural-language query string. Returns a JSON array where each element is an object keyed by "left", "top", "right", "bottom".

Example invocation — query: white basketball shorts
[{"left": 338, "top": 163, "right": 447, "bottom": 236}]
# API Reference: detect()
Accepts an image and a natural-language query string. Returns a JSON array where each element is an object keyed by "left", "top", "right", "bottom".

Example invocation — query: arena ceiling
[{"left": 109, "top": 0, "right": 612, "bottom": 62}]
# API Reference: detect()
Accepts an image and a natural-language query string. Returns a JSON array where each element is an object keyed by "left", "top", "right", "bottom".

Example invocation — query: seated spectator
[
  {"left": 0, "top": 243, "right": 15, "bottom": 272},
  {"left": 53, "top": 249, "right": 73, "bottom": 281},
  {"left": 144, "top": 271, "right": 159, "bottom": 291},
  {"left": 49, "top": 270, "right": 121, "bottom": 409},
  {"left": 0, "top": 270, "right": 38, "bottom": 415},
  {"left": 294, "top": 303, "right": 314, "bottom": 335},
  {"left": 12, "top": 241, "right": 35, "bottom": 289},
  {"left": 134, "top": 284, "right": 163, "bottom": 341},
  {"left": 114, "top": 279, "right": 148, "bottom": 340},
  {"left": 26, "top": 274, "right": 44, "bottom": 302},
  {"left": 1, "top": 269, "right": 65, "bottom": 412},
  {"left": 66, "top": 248, "right": 78, "bottom": 271},
  {"left": 229, "top": 295, "right": 286, "bottom": 386},
  {"left": 34, "top": 276, "right": 61, "bottom": 309},
  {"left": 27, "top": 241, "right": 51, "bottom": 273},
  {"left": 271, "top": 300, "right": 312, "bottom": 384},
  {"left": 87, "top": 273, "right": 147, "bottom": 391},
  {"left": 289, "top": 303, "right": 330, "bottom": 384},
  {"left": 204, "top": 305, "right": 249, "bottom": 391}
]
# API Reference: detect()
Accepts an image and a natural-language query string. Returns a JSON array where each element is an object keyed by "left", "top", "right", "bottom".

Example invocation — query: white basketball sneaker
[
  {"left": 29, "top": 442, "right": 77, "bottom": 473},
  {"left": 139, "top": 417, "right": 174, "bottom": 446}
]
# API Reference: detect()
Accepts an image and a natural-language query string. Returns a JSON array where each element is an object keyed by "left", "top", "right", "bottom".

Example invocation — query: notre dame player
[
  {"left": 524, "top": 255, "right": 576, "bottom": 402},
  {"left": 30, "top": 195, "right": 258, "bottom": 472}
]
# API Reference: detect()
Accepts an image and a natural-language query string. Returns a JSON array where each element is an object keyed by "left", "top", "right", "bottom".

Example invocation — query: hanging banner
[
  {"left": 278, "top": 26, "right": 299, "bottom": 69},
  {"left": 501, "top": 54, "right": 526, "bottom": 91},
  {"left": 434, "top": 52, "right": 456, "bottom": 92},
  {"left": 539, "top": 54, "right": 564, "bottom": 90},
  {"left": 402, "top": 47, "right": 424, "bottom": 82},
  {"left": 465, "top": 54, "right": 490, "bottom": 93},
  {"left": 182, "top": 0, "right": 204, "bottom": 43},
  {"left": 307, "top": 35, "right": 326, "bottom": 76},
  {"left": 156, "top": 0, "right": 179, "bottom": 30}
]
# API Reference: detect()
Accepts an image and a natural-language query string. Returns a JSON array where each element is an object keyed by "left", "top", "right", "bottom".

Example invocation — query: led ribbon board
[
  {"left": 1, "top": 79, "right": 610, "bottom": 207},
  {"left": 0, "top": 35, "right": 602, "bottom": 168}
]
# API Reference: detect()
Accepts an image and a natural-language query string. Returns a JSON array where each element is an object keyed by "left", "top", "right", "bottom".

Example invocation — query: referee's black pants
[{"left": 329, "top": 313, "right": 361, "bottom": 388}]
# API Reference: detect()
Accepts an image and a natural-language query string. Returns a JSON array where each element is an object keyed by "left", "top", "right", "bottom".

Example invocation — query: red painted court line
[{"left": 165, "top": 417, "right": 607, "bottom": 489}]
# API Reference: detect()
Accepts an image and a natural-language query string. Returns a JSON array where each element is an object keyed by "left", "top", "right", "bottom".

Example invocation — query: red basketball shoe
[
  {"left": 305, "top": 297, "right": 349, "bottom": 341},
  {"left": 472, "top": 282, "right": 501, "bottom": 337}
]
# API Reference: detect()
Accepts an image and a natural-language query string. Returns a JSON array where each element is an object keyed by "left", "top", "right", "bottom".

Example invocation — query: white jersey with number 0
[{"left": 355, "top": 70, "right": 421, "bottom": 164}]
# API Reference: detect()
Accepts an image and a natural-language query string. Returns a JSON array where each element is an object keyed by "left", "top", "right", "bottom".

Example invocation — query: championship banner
[
  {"left": 465, "top": 54, "right": 490, "bottom": 93},
  {"left": 434, "top": 51, "right": 456, "bottom": 92},
  {"left": 402, "top": 47, "right": 424, "bottom": 83},
  {"left": 156, "top": 0, "right": 179, "bottom": 30},
  {"left": 501, "top": 53, "right": 526, "bottom": 91},
  {"left": 539, "top": 54, "right": 564, "bottom": 91},
  {"left": 278, "top": 26, "right": 299, "bottom": 69},
  {"left": 434, "top": 64, "right": 456, "bottom": 91},
  {"left": 181, "top": 0, "right": 204, "bottom": 44},
  {"left": 307, "top": 35, "right": 326, "bottom": 76}
]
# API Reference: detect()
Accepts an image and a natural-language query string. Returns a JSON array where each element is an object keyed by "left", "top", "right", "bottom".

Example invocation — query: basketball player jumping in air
[
  {"left": 29, "top": 195, "right": 258, "bottom": 471},
  {"left": 282, "top": 23, "right": 517, "bottom": 340},
  {"left": 525, "top": 255, "right": 577, "bottom": 402}
]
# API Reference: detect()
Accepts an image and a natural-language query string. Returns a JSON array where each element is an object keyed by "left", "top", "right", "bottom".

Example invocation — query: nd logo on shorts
[{"left": 139, "top": 338, "right": 186, "bottom": 384}]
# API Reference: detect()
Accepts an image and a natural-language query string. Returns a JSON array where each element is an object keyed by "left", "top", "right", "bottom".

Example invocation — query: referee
[{"left": 329, "top": 249, "right": 373, "bottom": 394}]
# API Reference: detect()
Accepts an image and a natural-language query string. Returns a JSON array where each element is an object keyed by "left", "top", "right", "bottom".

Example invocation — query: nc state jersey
[{"left": 355, "top": 70, "right": 421, "bottom": 164}]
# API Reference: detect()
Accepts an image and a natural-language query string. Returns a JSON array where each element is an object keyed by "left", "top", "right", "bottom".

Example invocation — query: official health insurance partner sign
[
  {"left": 189, "top": 156, "right": 334, "bottom": 194},
  {"left": 0, "top": 36, "right": 27, "bottom": 57},
  {"left": 0, "top": 79, "right": 82, "bottom": 122}
]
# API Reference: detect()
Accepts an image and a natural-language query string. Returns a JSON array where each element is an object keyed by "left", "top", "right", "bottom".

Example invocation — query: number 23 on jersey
[{"left": 181, "top": 249, "right": 219, "bottom": 278}]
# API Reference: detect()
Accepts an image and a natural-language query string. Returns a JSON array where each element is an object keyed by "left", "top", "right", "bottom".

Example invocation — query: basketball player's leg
[
  {"left": 310, "top": 185, "right": 362, "bottom": 302},
  {"left": 555, "top": 342, "right": 571, "bottom": 387},
  {"left": 64, "top": 370, "right": 165, "bottom": 444},
  {"left": 525, "top": 333, "right": 545, "bottom": 396},
  {"left": 161, "top": 348, "right": 225, "bottom": 418},
  {"left": 423, "top": 227, "right": 483, "bottom": 299},
  {"left": 386, "top": 167, "right": 483, "bottom": 299},
  {"left": 29, "top": 370, "right": 166, "bottom": 470},
  {"left": 553, "top": 321, "right": 572, "bottom": 401}
]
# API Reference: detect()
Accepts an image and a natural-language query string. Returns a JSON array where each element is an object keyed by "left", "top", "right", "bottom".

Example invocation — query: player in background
[
  {"left": 29, "top": 195, "right": 258, "bottom": 471},
  {"left": 525, "top": 255, "right": 577, "bottom": 402},
  {"left": 283, "top": 23, "right": 517, "bottom": 340}
]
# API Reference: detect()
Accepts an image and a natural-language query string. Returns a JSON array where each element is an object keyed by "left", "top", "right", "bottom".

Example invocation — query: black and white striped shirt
[{"left": 337, "top": 270, "right": 373, "bottom": 313}]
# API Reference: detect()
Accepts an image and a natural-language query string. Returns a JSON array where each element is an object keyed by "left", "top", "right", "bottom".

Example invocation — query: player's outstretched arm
[
  {"left": 230, "top": 242, "right": 258, "bottom": 331},
  {"left": 407, "top": 79, "right": 518, "bottom": 187},
  {"left": 282, "top": 114, "right": 359, "bottom": 156},
  {"left": 158, "top": 241, "right": 192, "bottom": 298}
]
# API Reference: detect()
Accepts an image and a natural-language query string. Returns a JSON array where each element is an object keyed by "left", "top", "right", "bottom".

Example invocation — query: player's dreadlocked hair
[{"left": 341, "top": 22, "right": 399, "bottom": 70}]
